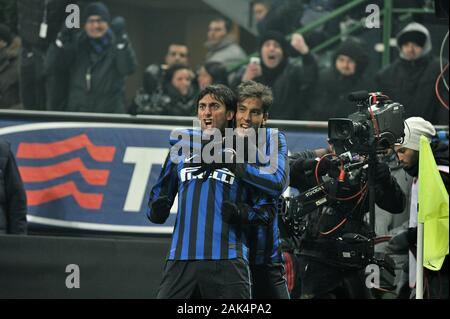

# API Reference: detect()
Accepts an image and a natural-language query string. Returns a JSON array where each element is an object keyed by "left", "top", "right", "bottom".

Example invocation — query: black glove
[
  {"left": 193, "top": 140, "right": 236, "bottom": 179},
  {"left": 149, "top": 196, "right": 171, "bottom": 224},
  {"left": 56, "top": 26, "right": 77, "bottom": 48},
  {"left": 374, "top": 162, "right": 392, "bottom": 186},
  {"left": 407, "top": 227, "right": 417, "bottom": 247},
  {"left": 222, "top": 201, "right": 250, "bottom": 225},
  {"left": 111, "top": 16, "right": 128, "bottom": 47},
  {"left": 302, "top": 158, "right": 336, "bottom": 177}
]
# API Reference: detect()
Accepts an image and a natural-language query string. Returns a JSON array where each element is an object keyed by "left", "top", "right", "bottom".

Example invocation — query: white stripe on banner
[{"left": 27, "top": 215, "right": 174, "bottom": 234}]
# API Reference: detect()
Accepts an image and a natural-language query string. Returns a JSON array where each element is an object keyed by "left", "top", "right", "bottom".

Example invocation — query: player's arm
[
  {"left": 147, "top": 153, "right": 179, "bottom": 224},
  {"left": 233, "top": 130, "right": 289, "bottom": 197},
  {"left": 222, "top": 193, "right": 277, "bottom": 226}
]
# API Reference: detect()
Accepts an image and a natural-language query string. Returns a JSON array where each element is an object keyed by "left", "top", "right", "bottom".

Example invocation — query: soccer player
[{"left": 147, "top": 84, "right": 276, "bottom": 299}]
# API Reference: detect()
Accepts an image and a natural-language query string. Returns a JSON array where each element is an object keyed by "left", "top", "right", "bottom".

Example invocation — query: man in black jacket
[
  {"left": 46, "top": 2, "right": 137, "bottom": 113},
  {"left": 309, "top": 37, "right": 373, "bottom": 121},
  {"left": 235, "top": 31, "right": 318, "bottom": 120},
  {"left": 0, "top": 138, "right": 27, "bottom": 235},
  {"left": 376, "top": 22, "right": 448, "bottom": 125}
]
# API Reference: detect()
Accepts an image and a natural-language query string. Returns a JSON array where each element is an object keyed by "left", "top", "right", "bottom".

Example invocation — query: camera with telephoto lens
[{"left": 328, "top": 91, "right": 405, "bottom": 155}]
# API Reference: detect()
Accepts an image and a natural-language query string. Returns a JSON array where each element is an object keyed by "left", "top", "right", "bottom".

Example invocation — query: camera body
[{"left": 328, "top": 92, "right": 405, "bottom": 155}]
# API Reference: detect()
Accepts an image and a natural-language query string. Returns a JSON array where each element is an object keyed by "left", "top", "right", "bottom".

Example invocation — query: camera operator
[{"left": 288, "top": 143, "right": 406, "bottom": 299}]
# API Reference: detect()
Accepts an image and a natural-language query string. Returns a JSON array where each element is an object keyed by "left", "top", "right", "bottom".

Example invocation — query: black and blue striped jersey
[
  {"left": 150, "top": 127, "right": 288, "bottom": 264},
  {"left": 233, "top": 128, "right": 289, "bottom": 198},
  {"left": 148, "top": 152, "right": 276, "bottom": 261},
  {"left": 232, "top": 128, "right": 288, "bottom": 266}
]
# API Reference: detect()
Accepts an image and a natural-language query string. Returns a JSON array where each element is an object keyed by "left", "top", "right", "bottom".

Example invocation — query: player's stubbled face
[{"left": 198, "top": 94, "right": 234, "bottom": 132}]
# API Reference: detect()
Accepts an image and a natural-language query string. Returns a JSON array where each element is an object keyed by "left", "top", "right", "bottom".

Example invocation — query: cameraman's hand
[
  {"left": 149, "top": 196, "right": 171, "bottom": 224},
  {"left": 303, "top": 157, "right": 338, "bottom": 178},
  {"left": 375, "top": 162, "right": 392, "bottom": 186}
]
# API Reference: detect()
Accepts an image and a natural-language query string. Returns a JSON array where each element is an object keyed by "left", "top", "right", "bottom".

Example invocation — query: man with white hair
[{"left": 393, "top": 117, "right": 449, "bottom": 299}]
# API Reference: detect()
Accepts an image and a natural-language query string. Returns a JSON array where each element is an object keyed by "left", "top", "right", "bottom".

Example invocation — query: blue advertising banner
[{"left": 0, "top": 118, "right": 328, "bottom": 234}]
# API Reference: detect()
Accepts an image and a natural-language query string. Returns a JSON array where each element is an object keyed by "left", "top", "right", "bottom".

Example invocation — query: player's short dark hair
[{"left": 197, "top": 84, "right": 237, "bottom": 113}]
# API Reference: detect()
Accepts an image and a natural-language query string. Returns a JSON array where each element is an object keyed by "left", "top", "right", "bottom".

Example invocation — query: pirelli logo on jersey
[{"left": 180, "top": 167, "right": 235, "bottom": 185}]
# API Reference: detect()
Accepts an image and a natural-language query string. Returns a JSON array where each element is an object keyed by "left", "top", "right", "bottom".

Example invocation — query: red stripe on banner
[
  {"left": 17, "top": 134, "right": 116, "bottom": 162},
  {"left": 19, "top": 158, "right": 110, "bottom": 186},
  {"left": 283, "top": 252, "right": 294, "bottom": 292},
  {"left": 27, "top": 181, "right": 103, "bottom": 209}
]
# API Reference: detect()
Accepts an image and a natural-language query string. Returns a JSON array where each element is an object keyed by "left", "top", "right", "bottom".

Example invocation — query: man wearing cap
[
  {"left": 393, "top": 117, "right": 449, "bottom": 298},
  {"left": 46, "top": 1, "right": 137, "bottom": 113},
  {"left": 376, "top": 22, "right": 448, "bottom": 125},
  {"left": 0, "top": 23, "right": 20, "bottom": 108},
  {"left": 235, "top": 31, "right": 318, "bottom": 120}
]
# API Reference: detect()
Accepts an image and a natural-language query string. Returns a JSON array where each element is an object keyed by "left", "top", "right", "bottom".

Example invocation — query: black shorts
[
  {"left": 250, "top": 263, "right": 290, "bottom": 299},
  {"left": 157, "top": 258, "right": 251, "bottom": 299}
]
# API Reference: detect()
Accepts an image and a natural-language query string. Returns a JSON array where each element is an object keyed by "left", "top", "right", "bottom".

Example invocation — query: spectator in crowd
[
  {"left": 136, "top": 64, "right": 197, "bottom": 116},
  {"left": 46, "top": 2, "right": 137, "bottom": 114},
  {"left": 257, "top": 0, "right": 340, "bottom": 49},
  {"left": 0, "top": 138, "right": 27, "bottom": 235},
  {"left": 392, "top": 117, "right": 449, "bottom": 299},
  {"left": 253, "top": 0, "right": 270, "bottom": 22},
  {"left": 143, "top": 43, "right": 189, "bottom": 96},
  {"left": 252, "top": 0, "right": 270, "bottom": 33},
  {"left": 197, "top": 61, "right": 229, "bottom": 90},
  {"left": 0, "top": 24, "right": 20, "bottom": 109},
  {"left": 308, "top": 37, "right": 372, "bottom": 121},
  {"left": 17, "top": 0, "right": 91, "bottom": 110},
  {"left": 376, "top": 22, "right": 449, "bottom": 125},
  {"left": 234, "top": 31, "right": 318, "bottom": 120},
  {"left": 0, "top": 0, "right": 17, "bottom": 33},
  {"left": 205, "top": 17, "right": 247, "bottom": 70}
]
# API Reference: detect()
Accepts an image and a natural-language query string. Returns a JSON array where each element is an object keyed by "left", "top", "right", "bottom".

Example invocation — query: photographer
[
  {"left": 286, "top": 92, "right": 408, "bottom": 298},
  {"left": 288, "top": 144, "right": 405, "bottom": 299}
]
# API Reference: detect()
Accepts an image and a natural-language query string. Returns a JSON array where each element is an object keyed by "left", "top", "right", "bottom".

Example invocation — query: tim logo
[{"left": 17, "top": 134, "right": 116, "bottom": 210}]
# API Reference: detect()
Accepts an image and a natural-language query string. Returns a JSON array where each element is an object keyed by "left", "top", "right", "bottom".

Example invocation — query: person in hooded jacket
[
  {"left": 308, "top": 37, "right": 373, "bottom": 121},
  {"left": 233, "top": 31, "right": 318, "bottom": 120},
  {"left": 376, "top": 22, "right": 448, "bottom": 125}
]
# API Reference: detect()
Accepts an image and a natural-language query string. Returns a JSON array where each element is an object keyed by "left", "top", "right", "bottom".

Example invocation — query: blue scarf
[{"left": 89, "top": 29, "right": 112, "bottom": 54}]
